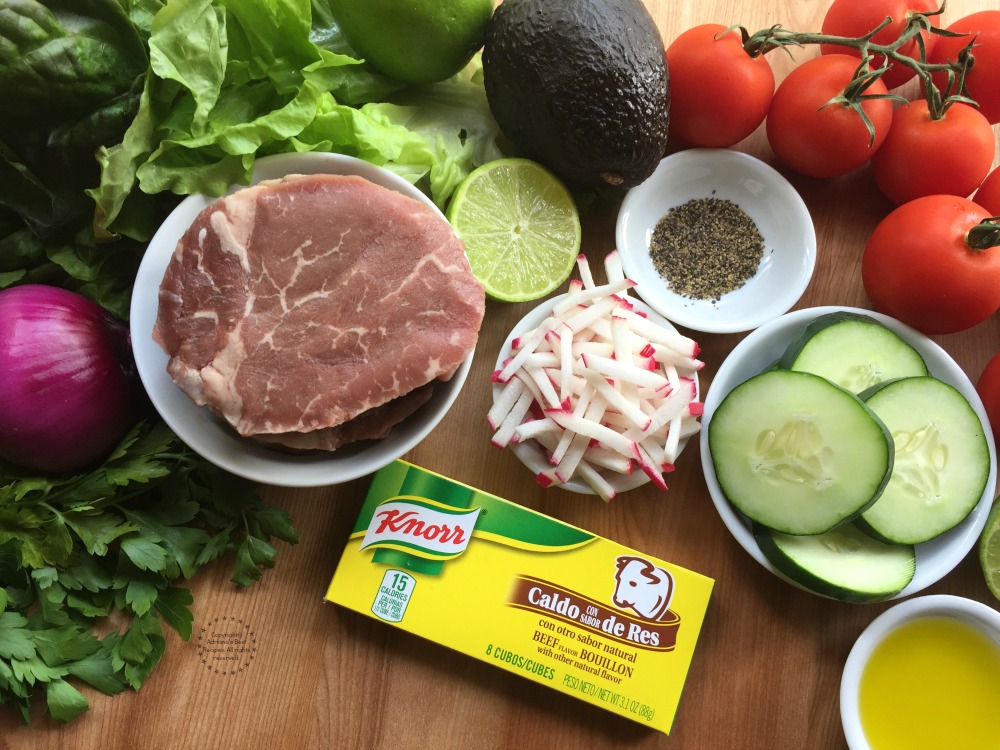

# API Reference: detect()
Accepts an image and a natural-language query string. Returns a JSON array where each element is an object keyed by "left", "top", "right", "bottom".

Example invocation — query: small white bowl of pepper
[{"left": 616, "top": 148, "right": 816, "bottom": 334}]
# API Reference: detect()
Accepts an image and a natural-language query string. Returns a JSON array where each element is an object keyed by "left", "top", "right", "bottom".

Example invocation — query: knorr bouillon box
[{"left": 324, "top": 460, "right": 714, "bottom": 734}]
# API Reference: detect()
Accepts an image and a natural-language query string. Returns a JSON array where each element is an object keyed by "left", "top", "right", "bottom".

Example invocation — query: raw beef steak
[
  {"left": 252, "top": 384, "right": 435, "bottom": 453},
  {"left": 153, "top": 173, "right": 485, "bottom": 450}
]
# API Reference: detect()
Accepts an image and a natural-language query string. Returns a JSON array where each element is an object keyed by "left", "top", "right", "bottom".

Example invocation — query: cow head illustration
[{"left": 612, "top": 555, "right": 675, "bottom": 622}]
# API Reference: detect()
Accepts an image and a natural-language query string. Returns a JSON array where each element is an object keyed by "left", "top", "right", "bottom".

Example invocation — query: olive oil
[{"left": 858, "top": 615, "right": 1000, "bottom": 750}]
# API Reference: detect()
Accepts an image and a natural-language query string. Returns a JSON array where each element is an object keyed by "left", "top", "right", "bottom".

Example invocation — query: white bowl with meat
[{"left": 131, "top": 152, "right": 485, "bottom": 487}]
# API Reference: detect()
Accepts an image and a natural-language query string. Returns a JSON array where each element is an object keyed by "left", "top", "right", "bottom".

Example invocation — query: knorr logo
[{"left": 360, "top": 496, "right": 482, "bottom": 561}]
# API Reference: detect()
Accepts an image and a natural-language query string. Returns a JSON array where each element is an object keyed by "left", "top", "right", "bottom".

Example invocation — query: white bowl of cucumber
[{"left": 700, "top": 306, "right": 997, "bottom": 603}]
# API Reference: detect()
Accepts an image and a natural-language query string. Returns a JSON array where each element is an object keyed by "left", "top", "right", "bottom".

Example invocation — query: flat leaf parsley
[{"left": 0, "top": 421, "right": 298, "bottom": 723}]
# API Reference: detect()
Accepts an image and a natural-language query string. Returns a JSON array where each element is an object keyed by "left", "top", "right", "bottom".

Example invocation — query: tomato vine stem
[
  {"left": 967, "top": 219, "right": 1000, "bottom": 251},
  {"left": 738, "top": 2, "right": 979, "bottom": 120}
]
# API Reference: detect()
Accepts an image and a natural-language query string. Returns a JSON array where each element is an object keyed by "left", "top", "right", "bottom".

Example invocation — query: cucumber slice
[
  {"left": 708, "top": 369, "right": 893, "bottom": 535},
  {"left": 779, "top": 311, "right": 929, "bottom": 393},
  {"left": 858, "top": 376, "right": 990, "bottom": 545},
  {"left": 753, "top": 523, "right": 915, "bottom": 603}
]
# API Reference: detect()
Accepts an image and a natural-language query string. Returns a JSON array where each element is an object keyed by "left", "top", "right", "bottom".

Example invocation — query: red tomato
[
  {"left": 862, "top": 196, "right": 1000, "bottom": 335},
  {"left": 665, "top": 24, "right": 775, "bottom": 148},
  {"left": 870, "top": 100, "right": 995, "bottom": 205},
  {"left": 766, "top": 54, "right": 893, "bottom": 179},
  {"left": 974, "top": 167, "right": 1000, "bottom": 216},
  {"left": 929, "top": 11, "right": 1000, "bottom": 124},
  {"left": 977, "top": 352, "right": 1000, "bottom": 446},
  {"left": 821, "top": 0, "right": 940, "bottom": 90}
]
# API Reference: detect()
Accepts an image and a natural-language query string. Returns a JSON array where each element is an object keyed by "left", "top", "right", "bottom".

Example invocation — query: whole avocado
[{"left": 482, "top": 0, "right": 669, "bottom": 190}]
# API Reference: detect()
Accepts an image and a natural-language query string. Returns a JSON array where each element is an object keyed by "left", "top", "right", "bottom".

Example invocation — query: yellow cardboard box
[{"left": 325, "top": 460, "right": 714, "bottom": 734}]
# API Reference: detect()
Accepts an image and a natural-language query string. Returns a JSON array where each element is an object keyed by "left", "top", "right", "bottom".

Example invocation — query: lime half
[
  {"left": 979, "top": 499, "right": 1000, "bottom": 601},
  {"left": 447, "top": 158, "right": 581, "bottom": 302}
]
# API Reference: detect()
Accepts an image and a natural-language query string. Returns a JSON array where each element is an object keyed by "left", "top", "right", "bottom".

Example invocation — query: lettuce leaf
[
  {"left": 0, "top": 0, "right": 152, "bottom": 311},
  {"left": 0, "top": 0, "right": 149, "bottom": 236},
  {"left": 90, "top": 0, "right": 501, "bottom": 241},
  {"left": 380, "top": 63, "right": 504, "bottom": 213},
  {"left": 0, "top": 0, "right": 147, "bottom": 122}
]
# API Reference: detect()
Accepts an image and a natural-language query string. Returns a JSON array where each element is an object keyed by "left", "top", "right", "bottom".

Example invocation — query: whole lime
[{"left": 332, "top": 0, "right": 494, "bottom": 85}]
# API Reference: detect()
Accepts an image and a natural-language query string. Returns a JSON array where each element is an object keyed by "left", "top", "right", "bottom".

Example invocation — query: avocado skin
[{"left": 483, "top": 0, "right": 669, "bottom": 190}]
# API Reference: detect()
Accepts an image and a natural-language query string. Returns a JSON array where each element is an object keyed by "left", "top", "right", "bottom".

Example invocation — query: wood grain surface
[{"left": 4, "top": 0, "right": 1000, "bottom": 748}]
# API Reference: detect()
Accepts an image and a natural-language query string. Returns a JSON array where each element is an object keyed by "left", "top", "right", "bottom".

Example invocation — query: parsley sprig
[{"left": 0, "top": 420, "right": 298, "bottom": 723}]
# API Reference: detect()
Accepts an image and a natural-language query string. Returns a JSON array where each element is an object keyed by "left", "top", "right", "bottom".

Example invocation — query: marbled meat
[{"left": 153, "top": 173, "right": 485, "bottom": 450}]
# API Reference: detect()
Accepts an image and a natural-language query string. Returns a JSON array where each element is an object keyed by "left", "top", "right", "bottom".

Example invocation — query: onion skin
[{"left": 0, "top": 285, "right": 140, "bottom": 474}]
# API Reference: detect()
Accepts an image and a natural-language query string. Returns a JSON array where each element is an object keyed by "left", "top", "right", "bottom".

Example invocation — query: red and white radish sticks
[{"left": 489, "top": 252, "right": 705, "bottom": 501}]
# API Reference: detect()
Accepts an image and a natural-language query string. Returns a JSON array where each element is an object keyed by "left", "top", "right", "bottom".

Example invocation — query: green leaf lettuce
[{"left": 88, "top": 0, "right": 501, "bottom": 240}]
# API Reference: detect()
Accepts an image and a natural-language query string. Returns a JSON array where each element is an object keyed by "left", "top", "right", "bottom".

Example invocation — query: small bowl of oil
[
  {"left": 840, "top": 594, "right": 1000, "bottom": 750},
  {"left": 615, "top": 148, "right": 816, "bottom": 335}
]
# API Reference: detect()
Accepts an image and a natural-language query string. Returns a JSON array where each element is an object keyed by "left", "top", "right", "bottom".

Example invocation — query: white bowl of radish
[
  {"left": 616, "top": 148, "right": 816, "bottom": 334},
  {"left": 700, "top": 306, "right": 997, "bottom": 602},
  {"left": 489, "top": 252, "right": 704, "bottom": 501}
]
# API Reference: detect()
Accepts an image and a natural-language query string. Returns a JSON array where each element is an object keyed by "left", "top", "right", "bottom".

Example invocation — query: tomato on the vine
[
  {"left": 977, "top": 352, "right": 1000, "bottom": 446},
  {"left": 929, "top": 11, "right": 1000, "bottom": 124},
  {"left": 862, "top": 196, "right": 1000, "bottom": 335},
  {"left": 974, "top": 167, "right": 1000, "bottom": 217},
  {"left": 766, "top": 54, "right": 893, "bottom": 179},
  {"left": 665, "top": 24, "right": 775, "bottom": 148},
  {"left": 820, "top": 0, "right": 940, "bottom": 90},
  {"left": 870, "top": 100, "right": 995, "bottom": 205}
]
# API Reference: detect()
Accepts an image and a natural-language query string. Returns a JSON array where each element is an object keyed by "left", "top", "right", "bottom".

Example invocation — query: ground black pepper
[{"left": 648, "top": 196, "right": 765, "bottom": 301}]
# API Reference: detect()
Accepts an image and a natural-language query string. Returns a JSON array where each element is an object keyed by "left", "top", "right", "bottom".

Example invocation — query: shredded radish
[
  {"left": 488, "top": 377, "right": 524, "bottom": 430},
  {"left": 552, "top": 278, "right": 635, "bottom": 316},
  {"left": 488, "top": 253, "right": 705, "bottom": 499},
  {"left": 576, "top": 254, "right": 596, "bottom": 289},
  {"left": 604, "top": 249, "right": 626, "bottom": 284}
]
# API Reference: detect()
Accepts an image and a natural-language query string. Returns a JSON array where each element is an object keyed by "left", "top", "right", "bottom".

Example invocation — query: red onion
[{"left": 0, "top": 284, "right": 140, "bottom": 474}]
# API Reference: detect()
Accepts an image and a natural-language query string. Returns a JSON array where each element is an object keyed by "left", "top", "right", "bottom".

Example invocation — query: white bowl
[
  {"left": 616, "top": 148, "right": 816, "bottom": 334},
  {"left": 493, "top": 293, "right": 700, "bottom": 495},
  {"left": 130, "top": 152, "right": 474, "bottom": 488},
  {"left": 699, "top": 306, "right": 997, "bottom": 599},
  {"left": 840, "top": 594, "right": 1000, "bottom": 749}
]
